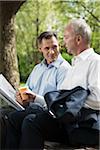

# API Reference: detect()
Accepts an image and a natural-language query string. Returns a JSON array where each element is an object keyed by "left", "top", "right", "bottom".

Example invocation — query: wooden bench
[{"left": 44, "top": 141, "right": 99, "bottom": 150}]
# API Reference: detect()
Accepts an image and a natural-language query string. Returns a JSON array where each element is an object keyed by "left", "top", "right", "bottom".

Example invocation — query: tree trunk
[{"left": 0, "top": 0, "right": 26, "bottom": 89}]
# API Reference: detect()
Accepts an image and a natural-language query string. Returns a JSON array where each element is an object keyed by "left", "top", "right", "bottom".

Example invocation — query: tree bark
[{"left": 0, "top": 0, "right": 26, "bottom": 89}]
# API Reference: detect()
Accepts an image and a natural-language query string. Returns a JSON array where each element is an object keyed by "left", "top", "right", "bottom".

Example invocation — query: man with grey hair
[{"left": 6, "top": 19, "right": 100, "bottom": 149}]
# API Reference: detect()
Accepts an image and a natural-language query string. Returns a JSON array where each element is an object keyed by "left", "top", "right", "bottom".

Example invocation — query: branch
[
  {"left": 54, "top": 1, "right": 100, "bottom": 23},
  {"left": 79, "top": 2, "right": 100, "bottom": 23}
]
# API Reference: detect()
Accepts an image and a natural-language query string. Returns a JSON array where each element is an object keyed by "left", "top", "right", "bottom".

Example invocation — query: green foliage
[
  {"left": 16, "top": 0, "right": 100, "bottom": 82},
  {"left": 62, "top": 52, "right": 73, "bottom": 64}
]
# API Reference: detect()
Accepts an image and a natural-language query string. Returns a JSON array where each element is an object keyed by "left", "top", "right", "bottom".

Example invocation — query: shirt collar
[
  {"left": 72, "top": 48, "right": 94, "bottom": 65},
  {"left": 41, "top": 54, "right": 64, "bottom": 68}
]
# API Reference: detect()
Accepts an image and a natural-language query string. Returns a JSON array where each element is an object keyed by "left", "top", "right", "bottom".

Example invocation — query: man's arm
[
  {"left": 57, "top": 61, "right": 71, "bottom": 90},
  {"left": 85, "top": 58, "right": 100, "bottom": 110}
]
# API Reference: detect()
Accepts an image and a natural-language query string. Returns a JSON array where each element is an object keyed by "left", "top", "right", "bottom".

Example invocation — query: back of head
[{"left": 68, "top": 18, "right": 92, "bottom": 45}]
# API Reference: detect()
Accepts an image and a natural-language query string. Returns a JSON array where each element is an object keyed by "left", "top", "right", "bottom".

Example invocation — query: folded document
[{"left": 0, "top": 74, "right": 25, "bottom": 110}]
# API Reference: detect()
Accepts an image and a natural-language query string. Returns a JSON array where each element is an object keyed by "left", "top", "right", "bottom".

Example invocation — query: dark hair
[{"left": 37, "top": 31, "right": 57, "bottom": 46}]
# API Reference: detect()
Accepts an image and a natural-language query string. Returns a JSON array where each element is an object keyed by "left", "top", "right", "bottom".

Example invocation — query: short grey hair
[{"left": 68, "top": 18, "right": 92, "bottom": 44}]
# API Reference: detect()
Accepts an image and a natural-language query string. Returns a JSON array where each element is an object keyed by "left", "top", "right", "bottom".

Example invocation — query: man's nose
[{"left": 48, "top": 49, "right": 55, "bottom": 54}]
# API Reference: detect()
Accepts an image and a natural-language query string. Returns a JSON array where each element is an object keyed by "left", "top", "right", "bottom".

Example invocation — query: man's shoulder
[
  {"left": 94, "top": 52, "right": 100, "bottom": 59},
  {"left": 87, "top": 52, "right": 100, "bottom": 68},
  {"left": 59, "top": 54, "right": 71, "bottom": 67},
  {"left": 30, "top": 63, "right": 43, "bottom": 74},
  {"left": 57, "top": 61, "right": 71, "bottom": 74},
  {"left": 33, "top": 62, "right": 43, "bottom": 69},
  {"left": 90, "top": 52, "right": 100, "bottom": 62},
  {"left": 60, "top": 60, "right": 71, "bottom": 68}
]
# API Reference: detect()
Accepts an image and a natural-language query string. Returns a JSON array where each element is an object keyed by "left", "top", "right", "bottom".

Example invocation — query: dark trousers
[
  {"left": 20, "top": 112, "right": 68, "bottom": 150},
  {"left": 5, "top": 104, "right": 44, "bottom": 149},
  {"left": 0, "top": 106, "right": 15, "bottom": 150},
  {"left": 18, "top": 112, "right": 99, "bottom": 150}
]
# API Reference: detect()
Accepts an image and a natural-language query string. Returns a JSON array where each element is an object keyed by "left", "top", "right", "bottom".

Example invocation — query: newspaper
[{"left": 0, "top": 74, "right": 25, "bottom": 110}]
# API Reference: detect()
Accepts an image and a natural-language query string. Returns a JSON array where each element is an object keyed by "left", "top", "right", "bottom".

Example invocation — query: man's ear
[
  {"left": 38, "top": 47, "right": 42, "bottom": 52},
  {"left": 76, "top": 35, "right": 82, "bottom": 45}
]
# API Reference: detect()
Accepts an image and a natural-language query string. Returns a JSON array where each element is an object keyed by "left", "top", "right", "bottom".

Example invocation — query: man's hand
[
  {"left": 16, "top": 91, "right": 24, "bottom": 105},
  {"left": 16, "top": 88, "right": 36, "bottom": 105}
]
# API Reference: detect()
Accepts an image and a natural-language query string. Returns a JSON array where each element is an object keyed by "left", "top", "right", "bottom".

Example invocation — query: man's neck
[{"left": 75, "top": 45, "right": 90, "bottom": 56}]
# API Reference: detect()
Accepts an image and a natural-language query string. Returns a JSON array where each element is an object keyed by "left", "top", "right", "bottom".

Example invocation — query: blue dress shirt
[{"left": 26, "top": 54, "right": 71, "bottom": 107}]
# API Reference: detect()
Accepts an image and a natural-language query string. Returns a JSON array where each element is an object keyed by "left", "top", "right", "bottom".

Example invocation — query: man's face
[
  {"left": 64, "top": 26, "right": 77, "bottom": 55},
  {"left": 39, "top": 36, "right": 59, "bottom": 64}
]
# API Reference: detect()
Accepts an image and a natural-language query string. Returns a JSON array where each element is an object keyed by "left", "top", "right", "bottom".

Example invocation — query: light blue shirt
[{"left": 26, "top": 54, "right": 71, "bottom": 107}]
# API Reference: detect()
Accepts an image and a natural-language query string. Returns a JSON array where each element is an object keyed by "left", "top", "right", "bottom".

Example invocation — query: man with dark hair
[
  {"left": 18, "top": 31, "right": 71, "bottom": 107},
  {"left": 4, "top": 31, "right": 71, "bottom": 149}
]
